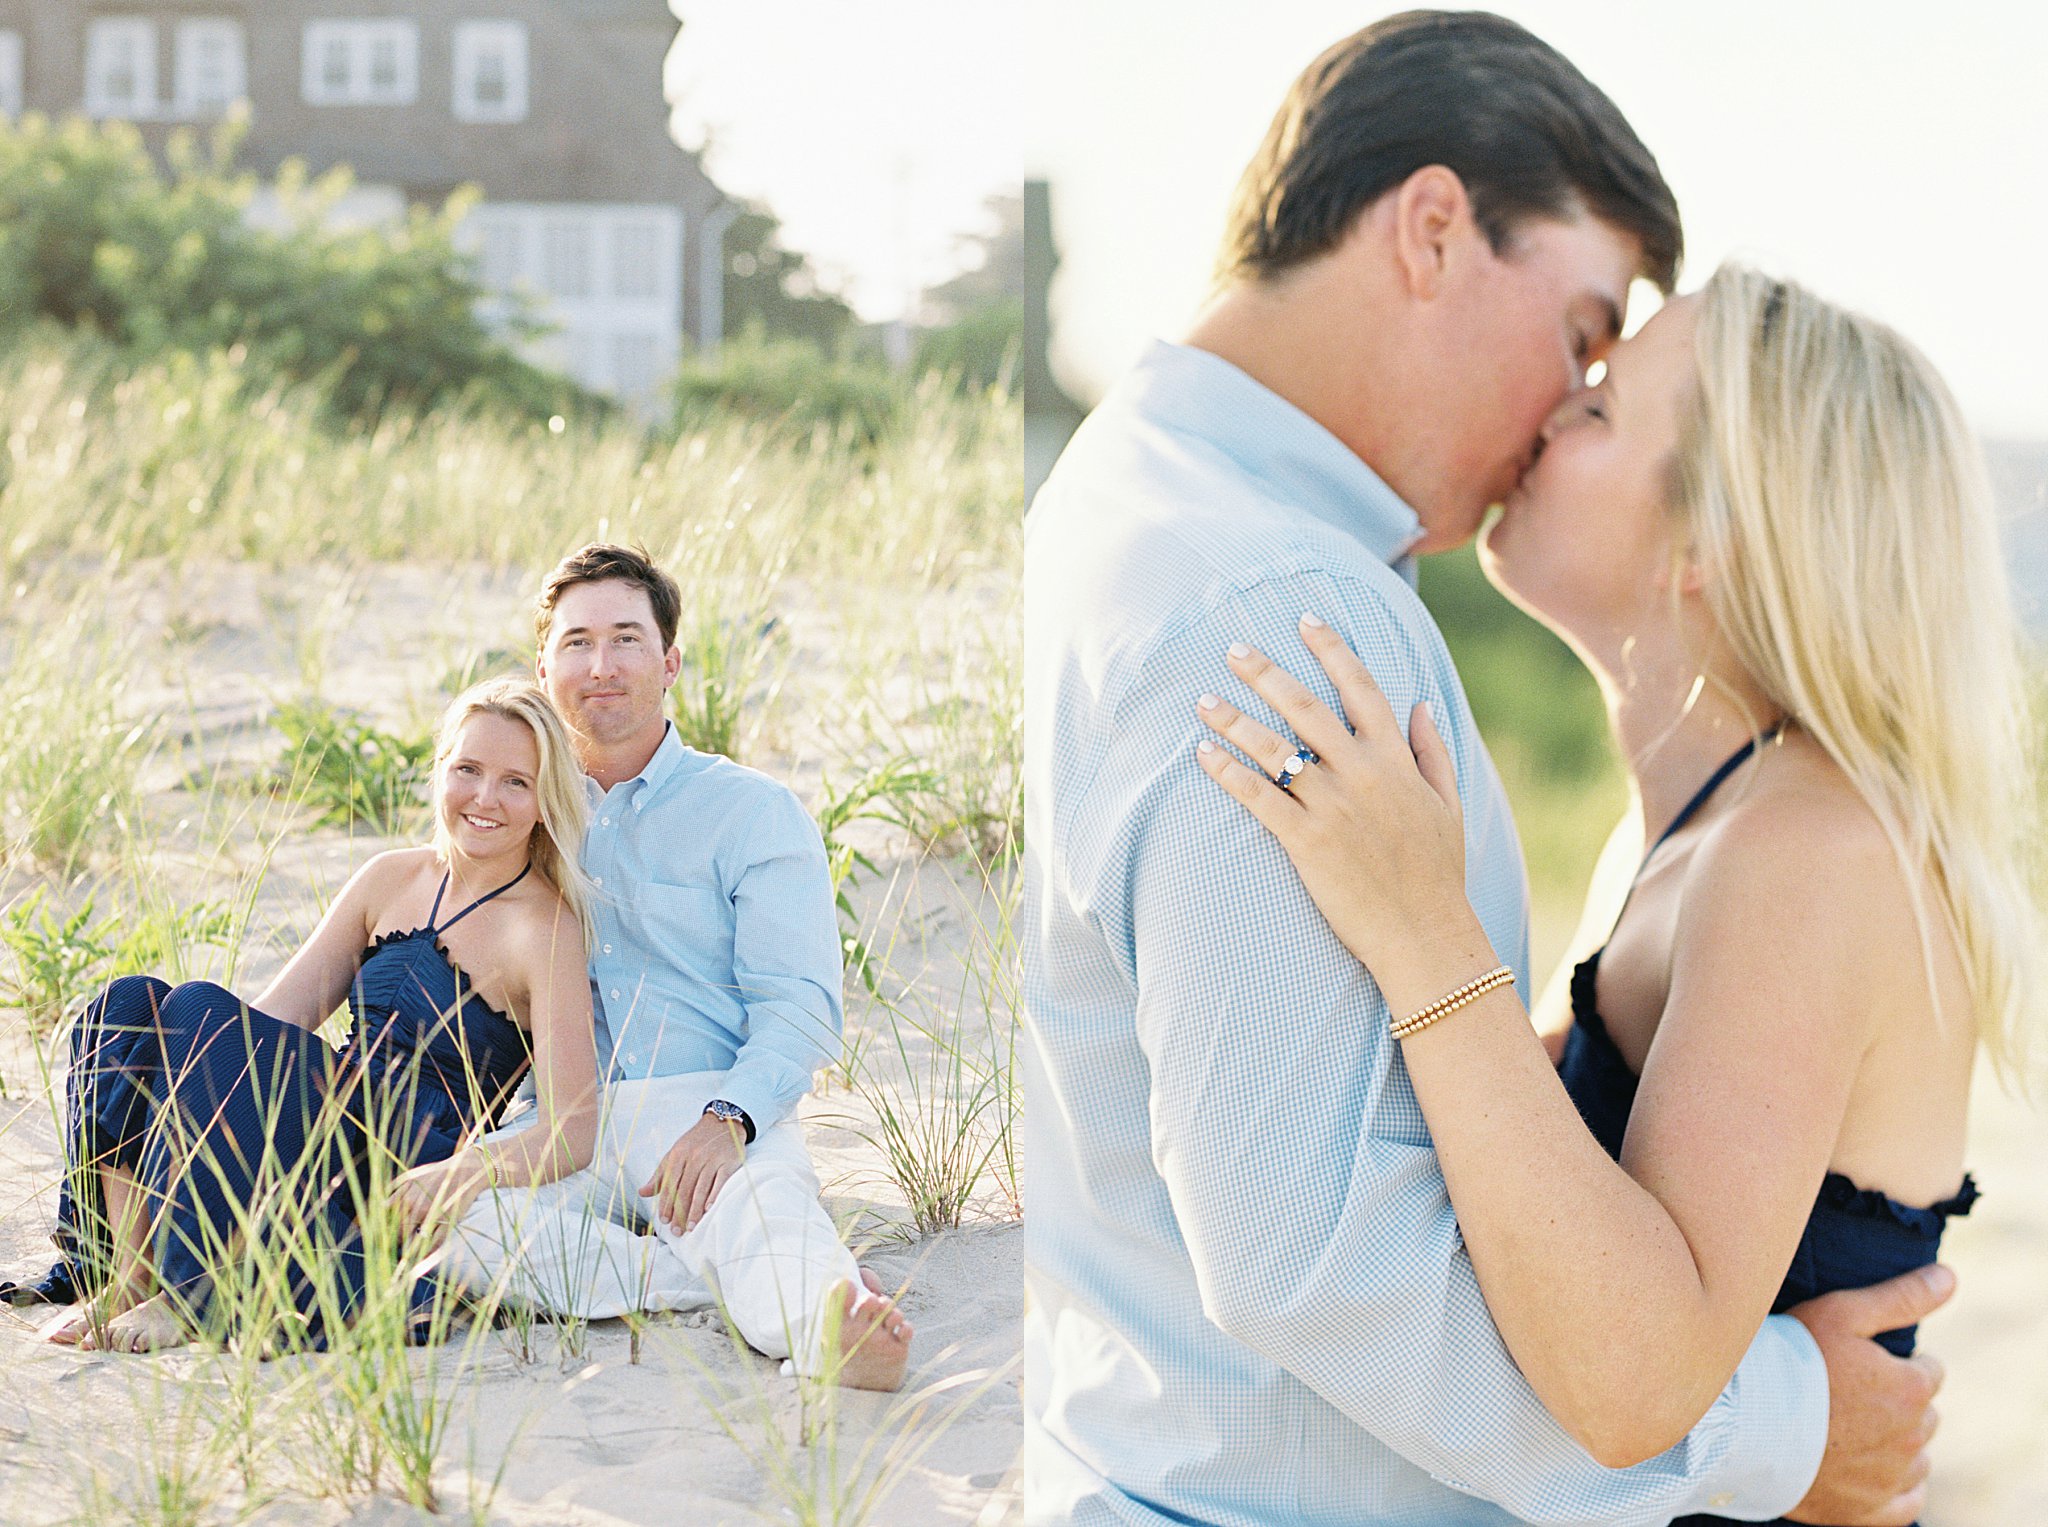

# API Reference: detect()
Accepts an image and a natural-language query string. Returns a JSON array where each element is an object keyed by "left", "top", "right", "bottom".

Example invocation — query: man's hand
[
  {"left": 638, "top": 1111, "right": 747, "bottom": 1233},
  {"left": 1784, "top": 1264, "right": 1956, "bottom": 1526}
]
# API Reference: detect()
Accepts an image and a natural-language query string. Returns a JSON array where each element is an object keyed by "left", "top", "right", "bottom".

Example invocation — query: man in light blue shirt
[
  {"left": 449, "top": 544, "right": 913, "bottom": 1391},
  {"left": 1025, "top": 14, "right": 1945, "bottom": 1524}
]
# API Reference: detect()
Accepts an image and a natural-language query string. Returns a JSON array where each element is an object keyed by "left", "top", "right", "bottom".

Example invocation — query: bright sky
[
  {"left": 665, "top": 1, "right": 1019, "bottom": 324},
  {"left": 1025, "top": 1, "right": 2048, "bottom": 440}
]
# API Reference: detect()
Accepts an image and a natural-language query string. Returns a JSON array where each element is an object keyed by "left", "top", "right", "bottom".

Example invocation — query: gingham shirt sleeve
[{"left": 1092, "top": 569, "right": 1826, "bottom": 1524}]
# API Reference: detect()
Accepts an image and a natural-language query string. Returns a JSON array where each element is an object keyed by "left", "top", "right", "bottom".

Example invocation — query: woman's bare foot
[
  {"left": 41, "top": 1305, "right": 100, "bottom": 1347},
  {"left": 83, "top": 1291, "right": 190, "bottom": 1354},
  {"left": 42, "top": 1280, "right": 150, "bottom": 1347},
  {"left": 830, "top": 1267, "right": 913, "bottom": 1392}
]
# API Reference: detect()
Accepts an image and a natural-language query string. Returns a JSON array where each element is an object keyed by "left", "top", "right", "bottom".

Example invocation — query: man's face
[
  {"left": 536, "top": 579, "right": 680, "bottom": 752},
  {"left": 1420, "top": 213, "right": 1642, "bottom": 550}
]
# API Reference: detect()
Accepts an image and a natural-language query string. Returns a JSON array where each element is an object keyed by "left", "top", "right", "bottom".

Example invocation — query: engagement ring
[{"left": 1275, "top": 748, "right": 1318, "bottom": 792}]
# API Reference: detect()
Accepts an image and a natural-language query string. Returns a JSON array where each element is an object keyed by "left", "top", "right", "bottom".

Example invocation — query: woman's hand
[
  {"left": 390, "top": 1155, "right": 487, "bottom": 1244},
  {"left": 1195, "top": 613, "right": 1483, "bottom": 997}
]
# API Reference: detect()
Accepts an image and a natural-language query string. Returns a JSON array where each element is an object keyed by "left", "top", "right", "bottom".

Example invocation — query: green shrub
[
  {"left": 0, "top": 889, "right": 234, "bottom": 1039},
  {"left": 671, "top": 328, "right": 905, "bottom": 444},
  {"left": 0, "top": 112, "right": 589, "bottom": 424},
  {"left": 914, "top": 299, "right": 1021, "bottom": 393},
  {"left": 274, "top": 700, "right": 433, "bottom": 834}
]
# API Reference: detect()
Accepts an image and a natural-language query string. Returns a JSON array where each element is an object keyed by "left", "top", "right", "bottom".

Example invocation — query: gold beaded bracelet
[{"left": 1390, "top": 964, "right": 1516, "bottom": 1041}]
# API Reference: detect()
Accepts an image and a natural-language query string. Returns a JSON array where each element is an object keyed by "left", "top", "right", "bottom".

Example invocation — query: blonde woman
[
  {"left": 1196, "top": 266, "right": 2038, "bottom": 1517},
  {"left": 15, "top": 679, "right": 600, "bottom": 1352}
]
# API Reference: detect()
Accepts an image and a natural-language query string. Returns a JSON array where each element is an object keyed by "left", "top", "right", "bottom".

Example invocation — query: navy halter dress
[
  {"left": 1556, "top": 734, "right": 1975, "bottom": 1526},
  {"left": 7, "top": 868, "right": 533, "bottom": 1345}
]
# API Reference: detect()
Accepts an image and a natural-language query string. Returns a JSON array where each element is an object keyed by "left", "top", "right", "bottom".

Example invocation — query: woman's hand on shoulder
[{"left": 1194, "top": 613, "right": 1482, "bottom": 995}]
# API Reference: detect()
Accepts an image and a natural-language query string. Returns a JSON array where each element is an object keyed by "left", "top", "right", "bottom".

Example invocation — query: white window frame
[
  {"left": 0, "top": 30, "right": 23, "bottom": 118},
  {"left": 301, "top": 19, "right": 419, "bottom": 107},
  {"left": 85, "top": 18, "right": 158, "bottom": 120},
  {"left": 452, "top": 20, "right": 528, "bottom": 124},
  {"left": 173, "top": 18, "right": 246, "bottom": 118}
]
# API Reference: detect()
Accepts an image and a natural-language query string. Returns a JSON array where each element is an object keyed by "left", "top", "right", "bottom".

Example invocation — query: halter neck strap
[
  {"left": 429, "top": 863, "right": 532, "bottom": 934},
  {"left": 1641, "top": 723, "right": 1786, "bottom": 869}
]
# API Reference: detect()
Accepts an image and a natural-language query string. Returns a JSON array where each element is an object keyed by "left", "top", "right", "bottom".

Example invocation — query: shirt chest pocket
[{"left": 633, "top": 881, "right": 735, "bottom": 987}]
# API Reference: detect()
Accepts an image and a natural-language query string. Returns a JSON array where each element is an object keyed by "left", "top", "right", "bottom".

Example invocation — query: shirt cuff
[
  {"left": 714, "top": 1061, "right": 800, "bottom": 1136},
  {"left": 1704, "top": 1313, "right": 1830, "bottom": 1521}
]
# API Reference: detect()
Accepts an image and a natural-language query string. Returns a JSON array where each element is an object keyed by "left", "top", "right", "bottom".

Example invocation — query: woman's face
[
  {"left": 438, "top": 712, "right": 544, "bottom": 863},
  {"left": 1479, "top": 294, "right": 1701, "bottom": 642}
]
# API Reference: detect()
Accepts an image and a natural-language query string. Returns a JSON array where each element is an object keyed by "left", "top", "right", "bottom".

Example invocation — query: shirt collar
[
  {"left": 1125, "top": 340, "right": 1425, "bottom": 573},
  {"left": 586, "top": 720, "right": 687, "bottom": 801}
]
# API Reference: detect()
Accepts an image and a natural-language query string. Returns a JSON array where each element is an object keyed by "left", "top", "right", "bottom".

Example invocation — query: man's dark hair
[
  {"left": 535, "top": 542, "right": 682, "bottom": 653},
  {"left": 1218, "top": 11, "right": 1681, "bottom": 291}
]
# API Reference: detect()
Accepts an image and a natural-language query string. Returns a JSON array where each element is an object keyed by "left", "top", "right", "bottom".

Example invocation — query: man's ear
[
  {"left": 1390, "top": 165, "right": 1473, "bottom": 301},
  {"left": 662, "top": 643, "right": 681, "bottom": 690}
]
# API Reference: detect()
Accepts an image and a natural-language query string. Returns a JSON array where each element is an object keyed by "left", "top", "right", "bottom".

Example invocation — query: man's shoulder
[
  {"left": 1035, "top": 440, "right": 1432, "bottom": 674},
  {"left": 666, "top": 749, "right": 819, "bottom": 845}
]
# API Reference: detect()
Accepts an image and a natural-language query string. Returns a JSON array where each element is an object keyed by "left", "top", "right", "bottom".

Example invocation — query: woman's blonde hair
[
  {"left": 1674, "top": 263, "right": 2044, "bottom": 1078},
  {"left": 430, "top": 678, "right": 595, "bottom": 945}
]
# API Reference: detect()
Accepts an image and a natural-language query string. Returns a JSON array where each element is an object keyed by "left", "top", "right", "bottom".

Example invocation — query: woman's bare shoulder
[
  {"left": 1685, "top": 739, "right": 1923, "bottom": 965},
  {"left": 505, "top": 886, "right": 589, "bottom": 966},
  {"left": 344, "top": 846, "right": 437, "bottom": 910}
]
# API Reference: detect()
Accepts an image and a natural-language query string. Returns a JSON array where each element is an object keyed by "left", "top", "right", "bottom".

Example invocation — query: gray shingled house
[{"left": 0, "top": 1, "right": 735, "bottom": 401}]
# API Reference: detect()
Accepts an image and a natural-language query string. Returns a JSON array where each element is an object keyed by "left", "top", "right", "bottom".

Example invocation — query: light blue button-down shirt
[
  {"left": 1022, "top": 341, "right": 1828, "bottom": 1526},
  {"left": 581, "top": 724, "right": 841, "bottom": 1131}
]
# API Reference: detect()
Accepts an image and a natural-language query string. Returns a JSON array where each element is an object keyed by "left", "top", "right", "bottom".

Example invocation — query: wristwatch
[{"left": 703, "top": 1098, "right": 755, "bottom": 1144}]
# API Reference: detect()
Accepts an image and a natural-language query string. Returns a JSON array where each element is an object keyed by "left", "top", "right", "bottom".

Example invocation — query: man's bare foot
[
  {"left": 830, "top": 1267, "right": 913, "bottom": 1392},
  {"left": 83, "top": 1291, "right": 190, "bottom": 1354}
]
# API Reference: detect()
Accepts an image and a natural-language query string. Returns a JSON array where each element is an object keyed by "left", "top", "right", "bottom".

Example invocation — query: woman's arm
[
  {"left": 1196, "top": 623, "right": 1880, "bottom": 1466},
  {"left": 392, "top": 900, "right": 599, "bottom": 1235},
  {"left": 252, "top": 851, "right": 407, "bottom": 1029}
]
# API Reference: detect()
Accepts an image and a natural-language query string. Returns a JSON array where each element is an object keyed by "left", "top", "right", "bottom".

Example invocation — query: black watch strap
[{"left": 704, "top": 1098, "right": 755, "bottom": 1144}]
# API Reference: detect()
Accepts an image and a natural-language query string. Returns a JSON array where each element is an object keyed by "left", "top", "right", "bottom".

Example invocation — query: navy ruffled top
[
  {"left": 1561, "top": 949, "right": 1977, "bottom": 1359},
  {"left": 341, "top": 919, "right": 533, "bottom": 1157},
  {"left": 1555, "top": 732, "right": 1973, "bottom": 1527}
]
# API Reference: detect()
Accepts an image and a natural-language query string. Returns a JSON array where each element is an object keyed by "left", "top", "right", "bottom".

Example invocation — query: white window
[
  {"left": 456, "top": 203, "right": 684, "bottom": 405},
  {"left": 611, "top": 219, "right": 663, "bottom": 301},
  {"left": 0, "top": 31, "right": 22, "bottom": 118},
  {"left": 174, "top": 19, "right": 245, "bottom": 117},
  {"left": 452, "top": 21, "right": 528, "bottom": 124},
  {"left": 85, "top": 18, "right": 157, "bottom": 119},
  {"left": 542, "top": 218, "right": 594, "bottom": 300},
  {"left": 301, "top": 20, "right": 418, "bottom": 106}
]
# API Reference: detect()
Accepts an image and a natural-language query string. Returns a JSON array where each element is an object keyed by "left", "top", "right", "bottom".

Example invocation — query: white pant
[{"left": 441, "top": 1072, "right": 858, "bottom": 1375}]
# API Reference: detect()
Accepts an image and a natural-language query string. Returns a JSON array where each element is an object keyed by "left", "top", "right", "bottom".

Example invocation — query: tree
[
  {"left": 721, "top": 203, "right": 858, "bottom": 350},
  {"left": 915, "top": 191, "right": 1022, "bottom": 390}
]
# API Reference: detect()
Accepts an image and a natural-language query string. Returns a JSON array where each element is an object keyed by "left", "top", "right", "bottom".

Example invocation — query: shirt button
[
  {"left": 1707, "top": 1495, "right": 1734, "bottom": 1510},
  {"left": 592, "top": 876, "right": 603, "bottom": 886},
  {"left": 610, "top": 988, "right": 621, "bottom": 999},
  {"left": 601, "top": 816, "right": 610, "bottom": 826},
  {"left": 603, "top": 944, "right": 612, "bottom": 954}
]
